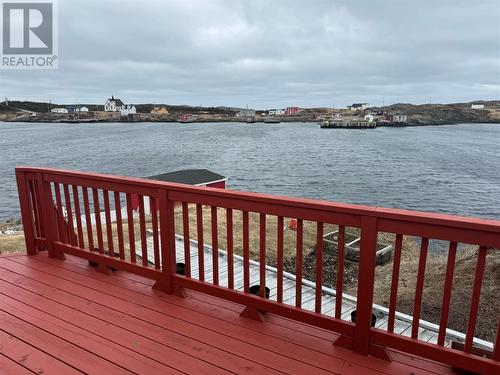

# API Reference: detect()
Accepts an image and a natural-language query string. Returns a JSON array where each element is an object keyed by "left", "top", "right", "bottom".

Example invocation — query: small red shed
[{"left": 131, "top": 169, "right": 227, "bottom": 211}]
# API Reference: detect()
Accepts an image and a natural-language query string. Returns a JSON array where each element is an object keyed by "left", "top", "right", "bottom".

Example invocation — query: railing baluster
[
  {"left": 211, "top": 206, "right": 219, "bottom": 285},
  {"left": 277, "top": 216, "right": 284, "bottom": 303},
  {"left": 32, "top": 179, "right": 46, "bottom": 243},
  {"left": 28, "top": 180, "right": 42, "bottom": 241},
  {"left": 114, "top": 192, "right": 125, "bottom": 260},
  {"left": 54, "top": 183, "right": 66, "bottom": 242},
  {"left": 181, "top": 202, "right": 191, "bottom": 276},
  {"left": 226, "top": 208, "right": 234, "bottom": 289},
  {"left": 126, "top": 193, "right": 136, "bottom": 263},
  {"left": 82, "top": 187, "right": 94, "bottom": 250},
  {"left": 259, "top": 213, "right": 266, "bottom": 298},
  {"left": 103, "top": 190, "right": 114, "bottom": 256},
  {"left": 387, "top": 233, "right": 403, "bottom": 332},
  {"left": 335, "top": 225, "right": 346, "bottom": 319},
  {"left": 92, "top": 188, "right": 104, "bottom": 253},
  {"left": 63, "top": 184, "right": 76, "bottom": 246},
  {"left": 196, "top": 203, "right": 204, "bottom": 281},
  {"left": 295, "top": 218, "right": 303, "bottom": 308},
  {"left": 72, "top": 186, "right": 84, "bottom": 248},
  {"left": 437, "top": 241, "right": 457, "bottom": 345},
  {"left": 315, "top": 222, "right": 324, "bottom": 313},
  {"left": 150, "top": 197, "right": 160, "bottom": 269},
  {"left": 464, "top": 246, "right": 487, "bottom": 353},
  {"left": 412, "top": 237, "right": 429, "bottom": 339},
  {"left": 138, "top": 195, "right": 148, "bottom": 266},
  {"left": 243, "top": 210, "right": 250, "bottom": 293}
]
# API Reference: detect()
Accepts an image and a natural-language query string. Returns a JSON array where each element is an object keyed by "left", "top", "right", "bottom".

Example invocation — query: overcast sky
[{"left": 1, "top": 0, "right": 499, "bottom": 108}]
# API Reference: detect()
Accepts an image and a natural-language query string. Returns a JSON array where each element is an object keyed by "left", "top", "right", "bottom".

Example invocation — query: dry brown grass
[
  {"left": 369, "top": 235, "right": 500, "bottom": 342},
  {"left": 172, "top": 204, "right": 337, "bottom": 261}
]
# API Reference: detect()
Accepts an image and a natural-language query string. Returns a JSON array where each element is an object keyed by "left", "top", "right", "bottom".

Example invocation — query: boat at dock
[{"left": 320, "top": 120, "right": 376, "bottom": 129}]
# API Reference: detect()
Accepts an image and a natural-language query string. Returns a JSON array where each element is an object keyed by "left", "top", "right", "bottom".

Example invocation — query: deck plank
[
  {"left": 1, "top": 257, "right": 341, "bottom": 375},
  {"left": 0, "top": 330, "right": 76, "bottom": 374},
  {"left": 0, "top": 279, "right": 234, "bottom": 375},
  {"left": 0, "top": 353, "right": 34, "bottom": 375},
  {"left": 15, "top": 254, "right": 455, "bottom": 375},
  {"left": 0, "top": 309, "right": 131, "bottom": 374}
]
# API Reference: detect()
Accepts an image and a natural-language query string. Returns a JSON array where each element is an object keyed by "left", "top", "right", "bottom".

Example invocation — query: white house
[
  {"left": 120, "top": 105, "right": 137, "bottom": 116},
  {"left": 348, "top": 103, "right": 369, "bottom": 111},
  {"left": 268, "top": 108, "right": 285, "bottom": 115},
  {"left": 104, "top": 96, "right": 125, "bottom": 112},
  {"left": 79, "top": 106, "right": 89, "bottom": 112},
  {"left": 393, "top": 113, "right": 407, "bottom": 123},
  {"left": 471, "top": 104, "right": 484, "bottom": 109},
  {"left": 51, "top": 107, "right": 68, "bottom": 114},
  {"left": 237, "top": 108, "right": 256, "bottom": 118},
  {"left": 364, "top": 113, "right": 376, "bottom": 122}
]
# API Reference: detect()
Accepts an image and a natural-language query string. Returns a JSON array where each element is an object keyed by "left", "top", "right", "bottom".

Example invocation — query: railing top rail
[{"left": 16, "top": 166, "right": 500, "bottom": 235}]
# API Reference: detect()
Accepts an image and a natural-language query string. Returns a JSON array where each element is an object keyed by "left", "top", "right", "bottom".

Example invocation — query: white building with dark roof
[{"left": 104, "top": 96, "right": 125, "bottom": 112}]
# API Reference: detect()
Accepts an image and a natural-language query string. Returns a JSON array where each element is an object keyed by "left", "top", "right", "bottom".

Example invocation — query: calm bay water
[{"left": 0, "top": 122, "right": 499, "bottom": 221}]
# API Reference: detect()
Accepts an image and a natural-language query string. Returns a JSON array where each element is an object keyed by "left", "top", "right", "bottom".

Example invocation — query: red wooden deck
[{"left": 1, "top": 252, "right": 455, "bottom": 375}]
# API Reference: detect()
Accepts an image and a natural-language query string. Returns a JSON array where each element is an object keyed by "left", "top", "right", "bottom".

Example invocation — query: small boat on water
[{"left": 245, "top": 116, "right": 256, "bottom": 123}]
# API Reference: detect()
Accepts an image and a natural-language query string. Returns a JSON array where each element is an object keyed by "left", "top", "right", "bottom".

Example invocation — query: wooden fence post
[
  {"left": 354, "top": 215, "right": 378, "bottom": 355},
  {"left": 15, "top": 170, "right": 36, "bottom": 255},
  {"left": 154, "top": 189, "right": 182, "bottom": 296},
  {"left": 37, "top": 173, "right": 62, "bottom": 259}
]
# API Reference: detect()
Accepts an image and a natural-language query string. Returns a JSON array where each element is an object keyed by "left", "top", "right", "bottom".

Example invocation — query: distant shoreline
[{"left": 2, "top": 118, "right": 500, "bottom": 127}]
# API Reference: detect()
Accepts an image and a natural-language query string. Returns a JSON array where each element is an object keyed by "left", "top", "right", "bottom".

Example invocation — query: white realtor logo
[{"left": 1, "top": 0, "right": 58, "bottom": 69}]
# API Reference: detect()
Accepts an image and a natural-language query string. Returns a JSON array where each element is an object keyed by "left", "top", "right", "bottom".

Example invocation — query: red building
[
  {"left": 131, "top": 169, "right": 227, "bottom": 211},
  {"left": 285, "top": 106, "right": 301, "bottom": 115}
]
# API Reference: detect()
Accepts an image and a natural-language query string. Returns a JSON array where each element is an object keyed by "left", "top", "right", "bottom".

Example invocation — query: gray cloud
[{"left": 1, "top": 0, "right": 499, "bottom": 108}]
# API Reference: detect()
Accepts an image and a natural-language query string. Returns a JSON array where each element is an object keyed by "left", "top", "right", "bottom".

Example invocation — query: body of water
[{"left": 0, "top": 122, "right": 499, "bottom": 221}]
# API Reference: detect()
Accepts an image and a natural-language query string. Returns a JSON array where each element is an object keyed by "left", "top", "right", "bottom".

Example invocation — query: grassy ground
[{"left": 1, "top": 206, "right": 498, "bottom": 342}]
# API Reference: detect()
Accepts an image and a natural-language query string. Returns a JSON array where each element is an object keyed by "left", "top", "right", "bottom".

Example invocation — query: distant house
[
  {"left": 150, "top": 106, "right": 169, "bottom": 115},
  {"left": 66, "top": 105, "right": 90, "bottom": 113},
  {"left": 348, "top": 103, "right": 369, "bottom": 111},
  {"left": 237, "top": 108, "right": 256, "bottom": 118},
  {"left": 66, "top": 105, "right": 79, "bottom": 113},
  {"left": 120, "top": 105, "right": 136, "bottom": 116},
  {"left": 471, "top": 104, "right": 485, "bottom": 109},
  {"left": 386, "top": 113, "right": 407, "bottom": 123},
  {"left": 285, "top": 107, "right": 301, "bottom": 115},
  {"left": 364, "top": 113, "right": 377, "bottom": 123},
  {"left": 268, "top": 108, "right": 285, "bottom": 115},
  {"left": 104, "top": 96, "right": 125, "bottom": 112},
  {"left": 51, "top": 107, "right": 68, "bottom": 114}
]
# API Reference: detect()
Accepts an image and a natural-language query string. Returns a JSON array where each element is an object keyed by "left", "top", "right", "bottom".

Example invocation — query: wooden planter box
[{"left": 323, "top": 230, "right": 393, "bottom": 265}]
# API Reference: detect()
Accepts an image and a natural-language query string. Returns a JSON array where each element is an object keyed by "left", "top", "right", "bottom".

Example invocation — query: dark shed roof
[{"left": 147, "top": 169, "right": 226, "bottom": 185}]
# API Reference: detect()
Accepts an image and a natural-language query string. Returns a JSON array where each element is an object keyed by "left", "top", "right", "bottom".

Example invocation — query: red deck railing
[{"left": 15, "top": 167, "right": 500, "bottom": 374}]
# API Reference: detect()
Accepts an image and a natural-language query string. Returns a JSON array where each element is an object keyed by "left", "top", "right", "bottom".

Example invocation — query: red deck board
[
  {"left": 0, "top": 258, "right": 335, "bottom": 375},
  {"left": 0, "top": 353, "right": 33, "bottom": 375},
  {"left": 37, "top": 254, "right": 454, "bottom": 375},
  {"left": 0, "top": 329, "right": 75, "bottom": 375},
  {"left": 0, "top": 253, "right": 459, "bottom": 374}
]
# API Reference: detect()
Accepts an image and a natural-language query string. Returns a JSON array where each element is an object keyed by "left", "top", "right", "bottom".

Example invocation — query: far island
[{"left": 1, "top": 98, "right": 499, "bottom": 127}]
